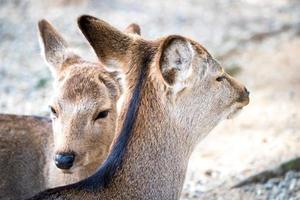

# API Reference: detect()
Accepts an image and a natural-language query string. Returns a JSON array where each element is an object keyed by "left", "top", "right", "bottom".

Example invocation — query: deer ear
[
  {"left": 158, "top": 36, "right": 194, "bottom": 88},
  {"left": 38, "top": 19, "right": 77, "bottom": 76},
  {"left": 77, "top": 15, "right": 132, "bottom": 71},
  {"left": 124, "top": 23, "right": 141, "bottom": 35}
]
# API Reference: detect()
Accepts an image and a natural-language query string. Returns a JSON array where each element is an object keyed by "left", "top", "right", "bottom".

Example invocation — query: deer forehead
[{"left": 57, "top": 71, "right": 110, "bottom": 102}]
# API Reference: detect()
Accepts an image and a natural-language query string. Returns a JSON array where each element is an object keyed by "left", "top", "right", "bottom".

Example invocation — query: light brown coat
[{"left": 29, "top": 15, "right": 249, "bottom": 200}]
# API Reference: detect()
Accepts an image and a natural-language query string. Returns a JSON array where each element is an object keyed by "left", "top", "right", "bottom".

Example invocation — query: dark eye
[
  {"left": 216, "top": 76, "right": 226, "bottom": 82},
  {"left": 95, "top": 110, "right": 109, "bottom": 120},
  {"left": 49, "top": 106, "right": 58, "bottom": 117}
]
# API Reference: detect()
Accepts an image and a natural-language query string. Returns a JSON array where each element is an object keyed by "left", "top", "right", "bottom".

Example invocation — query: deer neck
[{"left": 101, "top": 71, "right": 196, "bottom": 199}]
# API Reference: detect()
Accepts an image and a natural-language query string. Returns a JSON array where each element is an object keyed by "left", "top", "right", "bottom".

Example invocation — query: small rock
[
  {"left": 256, "top": 189, "right": 263, "bottom": 196},
  {"left": 286, "top": 171, "right": 297, "bottom": 181},
  {"left": 278, "top": 181, "right": 287, "bottom": 189},
  {"left": 289, "top": 179, "right": 297, "bottom": 191}
]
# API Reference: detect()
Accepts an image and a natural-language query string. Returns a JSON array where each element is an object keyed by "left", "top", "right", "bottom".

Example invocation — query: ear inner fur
[
  {"left": 38, "top": 20, "right": 68, "bottom": 50},
  {"left": 158, "top": 35, "right": 192, "bottom": 86},
  {"left": 38, "top": 19, "right": 81, "bottom": 77},
  {"left": 38, "top": 20, "right": 68, "bottom": 68}
]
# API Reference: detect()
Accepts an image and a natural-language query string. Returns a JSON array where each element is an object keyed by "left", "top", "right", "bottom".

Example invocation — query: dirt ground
[{"left": 0, "top": 0, "right": 299, "bottom": 199}]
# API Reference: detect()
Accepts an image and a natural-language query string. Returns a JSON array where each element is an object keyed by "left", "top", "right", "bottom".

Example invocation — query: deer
[
  {"left": 0, "top": 114, "right": 51, "bottom": 200},
  {"left": 38, "top": 19, "right": 141, "bottom": 189},
  {"left": 0, "top": 20, "right": 141, "bottom": 200},
  {"left": 28, "top": 15, "right": 250, "bottom": 200}
]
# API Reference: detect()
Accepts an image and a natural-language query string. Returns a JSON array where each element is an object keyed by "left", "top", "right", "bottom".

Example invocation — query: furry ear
[
  {"left": 124, "top": 23, "right": 141, "bottom": 35},
  {"left": 77, "top": 15, "right": 132, "bottom": 70},
  {"left": 38, "top": 19, "right": 78, "bottom": 76},
  {"left": 158, "top": 36, "right": 194, "bottom": 87}
]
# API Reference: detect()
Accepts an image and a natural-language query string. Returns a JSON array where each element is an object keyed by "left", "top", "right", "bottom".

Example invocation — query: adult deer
[
  {"left": 28, "top": 15, "right": 249, "bottom": 200},
  {"left": 0, "top": 20, "right": 140, "bottom": 200}
]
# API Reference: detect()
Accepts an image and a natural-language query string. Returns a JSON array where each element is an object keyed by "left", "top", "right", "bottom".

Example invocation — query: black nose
[
  {"left": 55, "top": 153, "right": 75, "bottom": 170},
  {"left": 237, "top": 87, "right": 250, "bottom": 104},
  {"left": 244, "top": 87, "right": 250, "bottom": 96}
]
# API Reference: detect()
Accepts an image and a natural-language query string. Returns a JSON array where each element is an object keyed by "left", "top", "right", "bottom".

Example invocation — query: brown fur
[
  {"left": 29, "top": 16, "right": 249, "bottom": 200},
  {"left": 0, "top": 20, "right": 141, "bottom": 199},
  {"left": 0, "top": 114, "right": 52, "bottom": 200},
  {"left": 124, "top": 23, "right": 141, "bottom": 35}
]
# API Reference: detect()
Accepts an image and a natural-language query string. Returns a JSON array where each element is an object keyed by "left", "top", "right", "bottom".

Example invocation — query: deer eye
[
  {"left": 216, "top": 75, "right": 226, "bottom": 82},
  {"left": 49, "top": 106, "right": 58, "bottom": 118},
  {"left": 95, "top": 110, "right": 109, "bottom": 120}
]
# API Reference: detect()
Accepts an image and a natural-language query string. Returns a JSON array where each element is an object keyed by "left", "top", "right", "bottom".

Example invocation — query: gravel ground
[
  {"left": 243, "top": 171, "right": 300, "bottom": 200},
  {"left": 1, "top": 0, "right": 300, "bottom": 199},
  {"left": 182, "top": 171, "right": 300, "bottom": 200},
  {"left": 187, "top": 170, "right": 300, "bottom": 200},
  {"left": 182, "top": 158, "right": 300, "bottom": 200}
]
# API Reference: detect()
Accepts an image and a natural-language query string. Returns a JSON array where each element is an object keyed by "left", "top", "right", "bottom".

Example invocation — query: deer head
[
  {"left": 78, "top": 16, "right": 249, "bottom": 145},
  {"left": 38, "top": 19, "right": 122, "bottom": 174}
]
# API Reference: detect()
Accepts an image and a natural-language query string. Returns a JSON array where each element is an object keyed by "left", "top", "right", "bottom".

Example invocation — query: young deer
[
  {"left": 28, "top": 15, "right": 249, "bottom": 200},
  {"left": 0, "top": 20, "right": 140, "bottom": 200},
  {"left": 38, "top": 19, "right": 121, "bottom": 189},
  {"left": 38, "top": 20, "right": 141, "bottom": 189}
]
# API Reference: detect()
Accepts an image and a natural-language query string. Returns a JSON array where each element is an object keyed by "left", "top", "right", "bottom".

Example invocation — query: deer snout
[
  {"left": 244, "top": 87, "right": 250, "bottom": 96},
  {"left": 237, "top": 87, "right": 250, "bottom": 106},
  {"left": 55, "top": 152, "right": 75, "bottom": 170}
]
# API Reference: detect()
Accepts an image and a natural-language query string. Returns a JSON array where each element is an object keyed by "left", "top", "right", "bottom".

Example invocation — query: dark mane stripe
[
  {"left": 77, "top": 53, "right": 152, "bottom": 190},
  {"left": 27, "top": 46, "right": 154, "bottom": 200}
]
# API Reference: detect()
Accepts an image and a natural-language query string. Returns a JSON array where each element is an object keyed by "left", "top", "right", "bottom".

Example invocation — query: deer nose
[
  {"left": 236, "top": 87, "right": 250, "bottom": 105},
  {"left": 244, "top": 87, "right": 250, "bottom": 96},
  {"left": 54, "top": 153, "right": 75, "bottom": 170}
]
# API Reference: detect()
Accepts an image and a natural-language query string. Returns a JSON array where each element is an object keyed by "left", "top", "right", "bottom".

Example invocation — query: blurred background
[{"left": 0, "top": 0, "right": 299, "bottom": 199}]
